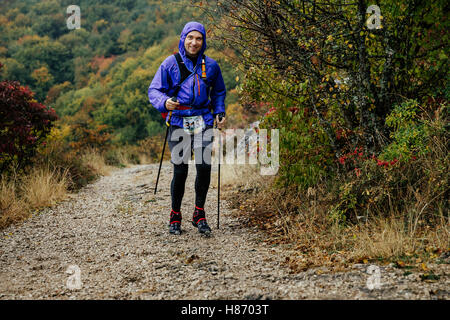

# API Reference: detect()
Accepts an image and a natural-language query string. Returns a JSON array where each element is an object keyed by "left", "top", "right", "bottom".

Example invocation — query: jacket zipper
[
  {"left": 192, "top": 75, "right": 195, "bottom": 105},
  {"left": 196, "top": 74, "right": 200, "bottom": 96},
  {"left": 190, "top": 64, "right": 198, "bottom": 106}
]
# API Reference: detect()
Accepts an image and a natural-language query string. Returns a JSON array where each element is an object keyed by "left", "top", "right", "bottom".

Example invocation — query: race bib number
[{"left": 183, "top": 115, "right": 205, "bottom": 135}]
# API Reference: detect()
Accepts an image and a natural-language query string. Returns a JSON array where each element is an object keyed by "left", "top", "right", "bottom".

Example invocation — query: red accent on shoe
[
  {"left": 196, "top": 218, "right": 206, "bottom": 223},
  {"left": 170, "top": 210, "right": 182, "bottom": 224},
  {"left": 195, "top": 206, "right": 204, "bottom": 210}
]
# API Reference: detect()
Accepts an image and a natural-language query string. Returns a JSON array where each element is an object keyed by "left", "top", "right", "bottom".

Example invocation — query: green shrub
[
  {"left": 329, "top": 99, "right": 448, "bottom": 225},
  {"left": 382, "top": 99, "right": 429, "bottom": 162},
  {"left": 260, "top": 97, "right": 333, "bottom": 191}
]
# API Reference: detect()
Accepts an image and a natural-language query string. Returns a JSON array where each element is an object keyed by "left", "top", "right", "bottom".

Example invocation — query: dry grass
[
  {"left": 0, "top": 148, "right": 121, "bottom": 229},
  {"left": 353, "top": 219, "right": 409, "bottom": 260},
  {"left": 20, "top": 166, "right": 69, "bottom": 209},
  {"left": 138, "top": 153, "right": 153, "bottom": 165},
  {"left": 116, "top": 151, "right": 133, "bottom": 167},
  {"left": 210, "top": 163, "right": 264, "bottom": 190},
  {"left": 226, "top": 169, "right": 449, "bottom": 272},
  {"left": 0, "top": 174, "right": 29, "bottom": 228},
  {"left": 81, "top": 149, "right": 114, "bottom": 176},
  {"left": 0, "top": 166, "right": 70, "bottom": 229}
]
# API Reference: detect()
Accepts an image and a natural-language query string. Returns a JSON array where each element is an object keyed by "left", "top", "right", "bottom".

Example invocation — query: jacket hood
[{"left": 178, "top": 21, "right": 207, "bottom": 67}]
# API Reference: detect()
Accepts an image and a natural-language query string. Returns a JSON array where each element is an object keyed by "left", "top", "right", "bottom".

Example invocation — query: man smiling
[
  {"left": 148, "top": 21, "right": 226, "bottom": 236},
  {"left": 186, "top": 30, "right": 203, "bottom": 57}
]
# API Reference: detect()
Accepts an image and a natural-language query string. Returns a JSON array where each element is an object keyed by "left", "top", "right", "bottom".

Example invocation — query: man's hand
[
  {"left": 165, "top": 98, "right": 180, "bottom": 111},
  {"left": 215, "top": 112, "right": 226, "bottom": 129}
]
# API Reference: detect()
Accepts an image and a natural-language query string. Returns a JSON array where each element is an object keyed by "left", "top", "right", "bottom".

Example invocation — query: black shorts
[{"left": 167, "top": 125, "right": 214, "bottom": 165}]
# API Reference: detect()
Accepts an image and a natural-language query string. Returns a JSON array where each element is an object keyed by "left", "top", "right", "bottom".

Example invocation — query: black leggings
[
  {"left": 168, "top": 125, "right": 214, "bottom": 212},
  {"left": 170, "top": 162, "right": 211, "bottom": 212}
]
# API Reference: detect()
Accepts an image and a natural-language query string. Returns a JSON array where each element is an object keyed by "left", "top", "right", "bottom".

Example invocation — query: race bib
[{"left": 183, "top": 115, "right": 205, "bottom": 135}]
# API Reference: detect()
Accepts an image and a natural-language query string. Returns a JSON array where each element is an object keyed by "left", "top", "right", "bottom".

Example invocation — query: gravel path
[{"left": 0, "top": 163, "right": 448, "bottom": 300}]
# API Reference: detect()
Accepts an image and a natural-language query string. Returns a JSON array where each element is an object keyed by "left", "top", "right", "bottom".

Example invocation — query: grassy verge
[
  {"left": 0, "top": 148, "right": 116, "bottom": 229},
  {"left": 1, "top": 165, "right": 69, "bottom": 229},
  {"left": 225, "top": 171, "right": 448, "bottom": 273},
  {"left": 0, "top": 130, "right": 170, "bottom": 230},
  {"left": 222, "top": 148, "right": 449, "bottom": 274}
]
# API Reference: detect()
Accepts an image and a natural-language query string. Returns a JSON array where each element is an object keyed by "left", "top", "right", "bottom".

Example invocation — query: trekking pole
[
  {"left": 154, "top": 105, "right": 174, "bottom": 194},
  {"left": 215, "top": 115, "right": 223, "bottom": 229}
]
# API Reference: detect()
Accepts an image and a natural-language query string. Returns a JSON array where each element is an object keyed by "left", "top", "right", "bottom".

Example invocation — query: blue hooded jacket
[{"left": 148, "top": 21, "right": 226, "bottom": 128}]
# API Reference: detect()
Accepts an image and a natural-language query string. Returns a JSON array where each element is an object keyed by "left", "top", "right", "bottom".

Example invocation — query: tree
[
  {"left": 0, "top": 62, "right": 58, "bottom": 172},
  {"left": 31, "top": 65, "right": 54, "bottom": 99},
  {"left": 9, "top": 35, "right": 73, "bottom": 98},
  {"left": 205, "top": 0, "right": 448, "bottom": 155}
]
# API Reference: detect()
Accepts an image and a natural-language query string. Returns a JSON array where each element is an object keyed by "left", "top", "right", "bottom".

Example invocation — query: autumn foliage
[
  {"left": 207, "top": 0, "right": 448, "bottom": 184},
  {"left": 0, "top": 63, "right": 58, "bottom": 172},
  {"left": 204, "top": 0, "right": 449, "bottom": 240}
]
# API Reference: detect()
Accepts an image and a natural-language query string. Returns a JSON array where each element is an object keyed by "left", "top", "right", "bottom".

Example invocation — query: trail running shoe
[
  {"left": 192, "top": 207, "right": 212, "bottom": 236},
  {"left": 169, "top": 210, "right": 182, "bottom": 235}
]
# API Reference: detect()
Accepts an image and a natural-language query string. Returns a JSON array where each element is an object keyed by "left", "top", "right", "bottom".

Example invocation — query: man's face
[{"left": 184, "top": 30, "right": 203, "bottom": 57}]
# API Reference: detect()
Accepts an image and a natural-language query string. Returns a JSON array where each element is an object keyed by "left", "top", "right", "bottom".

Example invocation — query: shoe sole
[
  {"left": 169, "top": 224, "right": 182, "bottom": 235},
  {"left": 200, "top": 230, "right": 211, "bottom": 237},
  {"left": 192, "top": 222, "right": 211, "bottom": 237},
  {"left": 199, "top": 226, "right": 212, "bottom": 237}
]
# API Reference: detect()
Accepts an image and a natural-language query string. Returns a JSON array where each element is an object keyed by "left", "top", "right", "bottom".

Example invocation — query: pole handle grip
[{"left": 166, "top": 110, "right": 173, "bottom": 127}]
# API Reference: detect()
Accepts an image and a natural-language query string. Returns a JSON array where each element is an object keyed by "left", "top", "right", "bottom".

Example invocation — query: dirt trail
[{"left": 0, "top": 162, "right": 448, "bottom": 299}]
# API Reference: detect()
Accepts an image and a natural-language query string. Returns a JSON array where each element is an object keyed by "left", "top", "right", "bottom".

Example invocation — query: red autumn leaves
[
  {"left": 337, "top": 147, "right": 403, "bottom": 177},
  {"left": 1, "top": 62, "right": 58, "bottom": 169}
]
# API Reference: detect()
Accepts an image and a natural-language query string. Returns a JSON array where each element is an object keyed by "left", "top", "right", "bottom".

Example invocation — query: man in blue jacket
[{"left": 148, "top": 21, "right": 226, "bottom": 236}]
